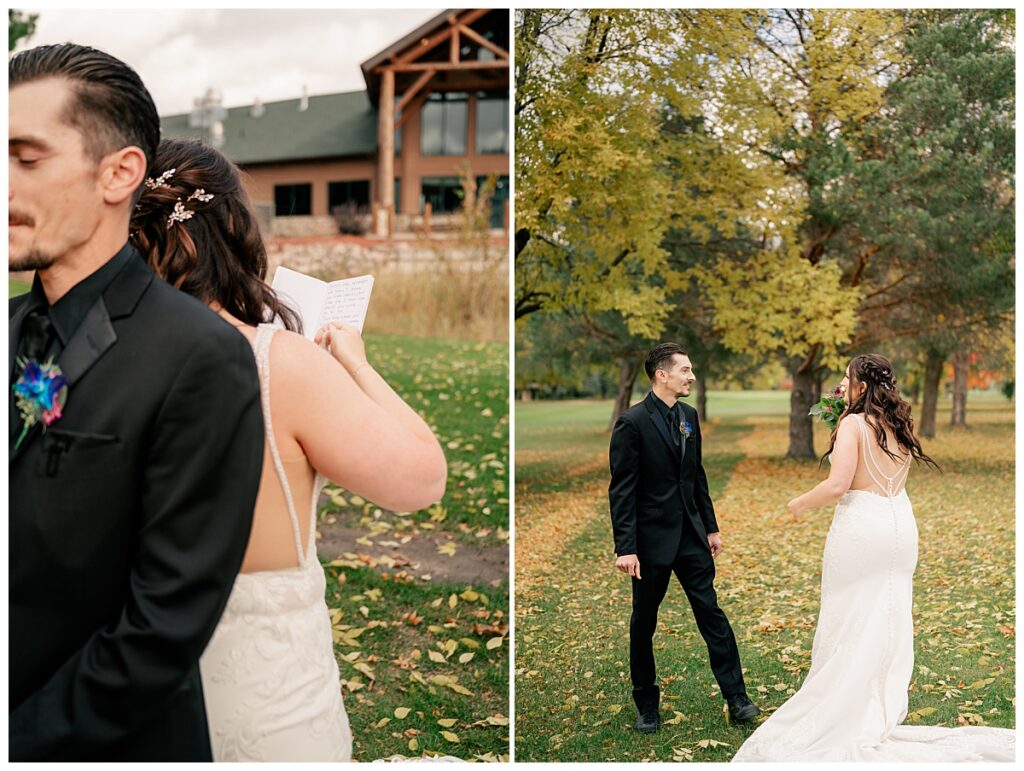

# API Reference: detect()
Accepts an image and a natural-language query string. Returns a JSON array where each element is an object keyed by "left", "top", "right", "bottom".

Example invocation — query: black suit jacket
[
  {"left": 9, "top": 250, "right": 264, "bottom": 761},
  {"left": 608, "top": 392, "right": 718, "bottom": 566}
]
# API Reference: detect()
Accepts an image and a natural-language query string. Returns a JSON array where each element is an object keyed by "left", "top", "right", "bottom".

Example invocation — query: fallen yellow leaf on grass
[
  {"left": 486, "top": 636, "right": 504, "bottom": 650},
  {"left": 438, "top": 718, "right": 458, "bottom": 728},
  {"left": 696, "top": 739, "right": 730, "bottom": 749},
  {"left": 438, "top": 541, "right": 458, "bottom": 557},
  {"left": 459, "top": 652, "right": 475, "bottom": 664},
  {"left": 395, "top": 707, "right": 411, "bottom": 719},
  {"left": 441, "top": 731, "right": 461, "bottom": 743}
]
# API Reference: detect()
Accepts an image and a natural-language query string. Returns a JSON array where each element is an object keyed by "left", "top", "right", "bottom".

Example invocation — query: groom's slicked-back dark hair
[
  {"left": 645, "top": 343, "right": 688, "bottom": 381},
  {"left": 10, "top": 43, "right": 160, "bottom": 182}
]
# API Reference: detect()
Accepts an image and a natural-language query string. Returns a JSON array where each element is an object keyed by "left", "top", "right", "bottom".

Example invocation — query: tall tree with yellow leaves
[{"left": 692, "top": 9, "right": 903, "bottom": 458}]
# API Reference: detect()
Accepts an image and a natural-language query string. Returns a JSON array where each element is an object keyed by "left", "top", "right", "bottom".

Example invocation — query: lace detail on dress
[{"left": 200, "top": 324, "right": 351, "bottom": 761}]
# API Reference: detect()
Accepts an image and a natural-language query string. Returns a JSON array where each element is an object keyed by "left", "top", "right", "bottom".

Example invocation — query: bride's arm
[
  {"left": 275, "top": 330, "right": 447, "bottom": 513},
  {"left": 315, "top": 322, "right": 439, "bottom": 448},
  {"left": 787, "top": 416, "right": 858, "bottom": 514}
]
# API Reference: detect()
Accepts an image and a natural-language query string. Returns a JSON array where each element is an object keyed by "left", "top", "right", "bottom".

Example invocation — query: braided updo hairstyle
[
  {"left": 826, "top": 353, "right": 939, "bottom": 470},
  {"left": 130, "top": 138, "right": 301, "bottom": 333}
]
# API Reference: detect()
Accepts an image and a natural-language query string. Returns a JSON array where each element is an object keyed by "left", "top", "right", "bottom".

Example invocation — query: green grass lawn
[
  {"left": 324, "top": 335, "right": 508, "bottom": 543},
  {"left": 10, "top": 278, "right": 31, "bottom": 297},
  {"left": 321, "top": 334, "right": 509, "bottom": 761},
  {"left": 324, "top": 567, "right": 508, "bottom": 761},
  {"left": 515, "top": 395, "right": 1015, "bottom": 762}
]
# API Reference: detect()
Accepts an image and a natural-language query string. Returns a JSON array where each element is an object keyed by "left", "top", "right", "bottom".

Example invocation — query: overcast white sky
[{"left": 12, "top": 8, "right": 443, "bottom": 116}]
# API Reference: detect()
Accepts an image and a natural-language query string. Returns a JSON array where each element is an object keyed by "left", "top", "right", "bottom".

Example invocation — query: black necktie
[
  {"left": 667, "top": 404, "right": 681, "bottom": 448},
  {"left": 20, "top": 310, "right": 55, "bottom": 364}
]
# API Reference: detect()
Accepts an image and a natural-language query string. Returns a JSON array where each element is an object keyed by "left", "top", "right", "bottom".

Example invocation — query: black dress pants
[{"left": 629, "top": 519, "right": 745, "bottom": 706}]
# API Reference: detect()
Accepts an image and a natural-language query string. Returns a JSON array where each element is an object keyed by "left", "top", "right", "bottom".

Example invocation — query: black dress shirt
[
  {"left": 652, "top": 394, "right": 682, "bottom": 448},
  {"left": 21, "top": 241, "right": 136, "bottom": 361}
]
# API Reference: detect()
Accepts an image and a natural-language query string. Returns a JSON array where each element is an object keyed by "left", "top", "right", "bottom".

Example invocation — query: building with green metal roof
[{"left": 161, "top": 9, "right": 508, "bottom": 236}]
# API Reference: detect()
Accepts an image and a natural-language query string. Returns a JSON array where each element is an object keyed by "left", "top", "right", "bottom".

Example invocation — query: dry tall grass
[
  {"left": 347, "top": 168, "right": 508, "bottom": 342},
  {"left": 362, "top": 258, "right": 508, "bottom": 341}
]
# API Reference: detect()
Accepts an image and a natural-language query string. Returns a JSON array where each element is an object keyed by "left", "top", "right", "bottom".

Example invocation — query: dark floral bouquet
[{"left": 809, "top": 384, "right": 846, "bottom": 431}]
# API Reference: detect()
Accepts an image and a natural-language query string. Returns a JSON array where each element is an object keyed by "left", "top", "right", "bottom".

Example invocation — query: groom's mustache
[{"left": 9, "top": 210, "right": 34, "bottom": 227}]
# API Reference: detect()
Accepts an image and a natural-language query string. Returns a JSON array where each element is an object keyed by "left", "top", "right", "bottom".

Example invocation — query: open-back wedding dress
[
  {"left": 199, "top": 324, "right": 352, "bottom": 761},
  {"left": 733, "top": 413, "right": 1014, "bottom": 762}
]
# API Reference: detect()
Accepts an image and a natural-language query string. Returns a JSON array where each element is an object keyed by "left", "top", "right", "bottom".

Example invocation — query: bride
[
  {"left": 732, "top": 354, "right": 1015, "bottom": 762},
  {"left": 131, "top": 138, "right": 448, "bottom": 761}
]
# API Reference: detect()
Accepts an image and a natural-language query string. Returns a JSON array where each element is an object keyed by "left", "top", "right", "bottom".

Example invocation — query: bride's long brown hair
[
  {"left": 130, "top": 138, "right": 301, "bottom": 333},
  {"left": 824, "top": 353, "right": 939, "bottom": 470}
]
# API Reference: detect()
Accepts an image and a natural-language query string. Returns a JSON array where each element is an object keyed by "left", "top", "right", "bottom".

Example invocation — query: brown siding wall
[{"left": 241, "top": 158, "right": 376, "bottom": 218}]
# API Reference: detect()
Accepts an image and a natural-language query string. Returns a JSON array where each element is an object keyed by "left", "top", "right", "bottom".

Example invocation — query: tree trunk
[
  {"left": 787, "top": 359, "right": 816, "bottom": 459},
  {"left": 910, "top": 379, "right": 921, "bottom": 407},
  {"left": 950, "top": 349, "right": 969, "bottom": 428},
  {"left": 695, "top": 368, "right": 708, "bottom": 422},
  {"left": 919, "top": 350, "right": 945, "bottom": 439},
  {"left": 609, "top": 358, "right": 640, "bottom": 431},
  {"left": 811, "top": 369, "right": 825, "bottom": 408}
]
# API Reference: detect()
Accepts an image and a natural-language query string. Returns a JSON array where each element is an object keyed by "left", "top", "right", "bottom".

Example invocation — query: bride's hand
[
  {"left": 315, "top": 322, "right": 369, "bottom": 376},
  {"left": 786, "top": 498, "right": 806, "bottom": 516}
]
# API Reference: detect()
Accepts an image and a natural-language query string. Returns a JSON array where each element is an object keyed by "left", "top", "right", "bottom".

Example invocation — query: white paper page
[
  {"left": 271, "top": 266, "right": 327, "bottom": 339},
  {"left": 316, "top": 275, "right": 375, "bottom": 333}
]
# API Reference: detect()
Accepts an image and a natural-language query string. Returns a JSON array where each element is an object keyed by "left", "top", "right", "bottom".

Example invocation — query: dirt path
[
  {"left": 514, "top": 451, "right": 609, "bottom": 599},
  {"left": 317, "top": 524, "right": 508, "bottom": 587}
]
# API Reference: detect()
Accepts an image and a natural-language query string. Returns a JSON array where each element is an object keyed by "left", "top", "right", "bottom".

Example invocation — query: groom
[
  {"left": 9, "top": 44, "right": 264, "bottom": 760},
  {"left": 609, "top": 343, "right": 759, "bottom": 732}
]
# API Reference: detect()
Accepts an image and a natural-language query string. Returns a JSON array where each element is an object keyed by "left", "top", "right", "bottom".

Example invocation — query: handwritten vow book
[{"left": 271, "top": 266, "right": 374, "bottom": 339}]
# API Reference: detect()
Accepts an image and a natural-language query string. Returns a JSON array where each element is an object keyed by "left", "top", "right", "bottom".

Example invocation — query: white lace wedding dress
[
  {"left": 733, "top": 413, "right": 1015, "bottom": 762},
  {"left": 199, "top": 324, "right": 352, "bottom": 761}
]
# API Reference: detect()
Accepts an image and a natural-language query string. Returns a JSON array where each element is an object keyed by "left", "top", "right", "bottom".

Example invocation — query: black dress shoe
[
  {"left": 635, "top": 705, "right": 661, "bottom": 733},
  {"left": 726, "top": 693, "right": 761, "bottom": 723}
]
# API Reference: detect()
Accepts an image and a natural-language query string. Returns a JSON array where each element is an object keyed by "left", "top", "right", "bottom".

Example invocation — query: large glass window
[
  {"left": 274, "top": 183, "right": 311, "bottom": 217},
  {"left": 420, "top": 92, "right": 468, "bottom": 156},
  {"left": 477, "top": 174, "right": 509, "bottom": 228},
  {"left": 476, "top": 92, "right": 508, "bottom": 155},
  {"left": 421, "top": 177, "right": 463, "bottom": 214},
  {"left": 327, "top": 180, "right": 370, "bottom": 213}
]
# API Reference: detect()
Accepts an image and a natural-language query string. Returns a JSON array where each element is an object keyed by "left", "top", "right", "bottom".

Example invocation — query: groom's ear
[{"left": 99, "top": 145, "right": 147, "bottom": 206}]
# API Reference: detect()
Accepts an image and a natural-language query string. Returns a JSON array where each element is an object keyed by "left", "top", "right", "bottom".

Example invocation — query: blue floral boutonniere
[
  {"left": 12, "top": 357, "right": 68, "bottom": 451},
  {"left": 680, "top": 420, "right": 693, "bottom": 440}
]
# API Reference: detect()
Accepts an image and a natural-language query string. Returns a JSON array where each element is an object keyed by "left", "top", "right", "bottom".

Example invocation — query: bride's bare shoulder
[
  {"left": 267, "top": 328, "right": 336, "bottom": 370},
  {"left": 837, "top": 413, "right": 862, "bottom": 431}
]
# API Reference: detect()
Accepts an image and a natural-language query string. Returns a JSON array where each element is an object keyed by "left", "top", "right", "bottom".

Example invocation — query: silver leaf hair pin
[
  {"left": 167, "top": 200, "right": 195, "bottom": 227},
  {"left": 145, "top": 168, "right": 176, "bottom": 190}
]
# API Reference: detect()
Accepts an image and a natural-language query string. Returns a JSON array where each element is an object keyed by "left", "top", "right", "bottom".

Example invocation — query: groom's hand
[
  {"left": 616, "top": 554, "right": 641, "bottom": 580},
  {"left": 707, "top": 532, "right": 723, "bottom": 558}
]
